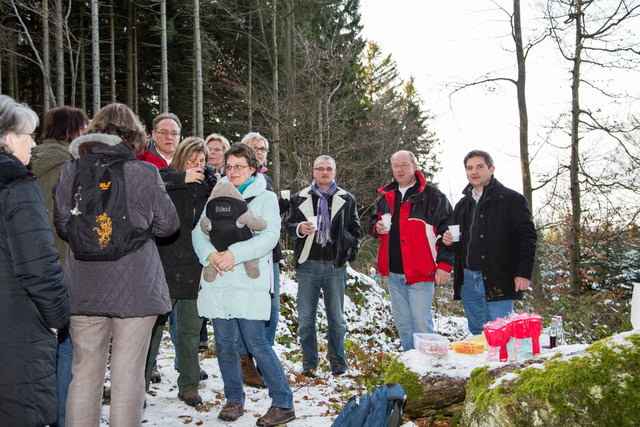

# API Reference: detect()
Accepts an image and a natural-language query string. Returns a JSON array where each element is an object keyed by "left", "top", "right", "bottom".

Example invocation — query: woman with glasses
[
  {"left": 144, "top": 137, "right": 216, "bottom": 407},
  {"left": 0, "top": 94, "right": 70, "bottom": 426},
  {"left": 192, "top": 143, "right": 295, "bottom": 425}
]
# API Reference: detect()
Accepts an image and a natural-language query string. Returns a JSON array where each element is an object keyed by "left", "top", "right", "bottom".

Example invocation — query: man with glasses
[
  {"left": 284, "top": 155, "right": 362, "bottom": 377},
  {"left": 371, "top": 150, "right": 454, "bottom": 351},
  {"left": 140, "top": 112, "right": 182, "bottom": 167}
]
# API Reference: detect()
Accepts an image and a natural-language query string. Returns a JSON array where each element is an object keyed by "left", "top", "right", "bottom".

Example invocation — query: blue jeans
[
  {"left": 213, "top": 318, "right": 293, "bottom": 408},
  {"left": 53, "top": 326, "right": 73, "bottom": 427},
  {"left": 387, "top": 273, "right": 435, "bottom": 351},
  {"left": 297, "top": 260, "right": 347, "bottom": 373},
  {"left": 461, "top": 269, "right": 514, "bottom": 335},
  {"left": 239, "top": 262, "right": 281, "bottom": 355}
]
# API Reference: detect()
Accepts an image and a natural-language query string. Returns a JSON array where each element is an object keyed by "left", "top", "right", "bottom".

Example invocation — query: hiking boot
[
  {"left": 150, "top": 368, "right": 161, "bottom": 384},
  {"left": 199, "top": 368, "right": 208, "bottom": 380},
  {"left": 178, "top": 392, "right": 203, "bottom": 407},
  {"left": 218, "top": 401, "right": 245, "bottom": 421},
  {"left": 256, "top": 406, "right": 296, "bottom": 426},
  {"left": 240, "top": 354, "right": 266, "bottom": 388},
  {"left": 302, "top": 369, "right": 316, "bottom": 378}
]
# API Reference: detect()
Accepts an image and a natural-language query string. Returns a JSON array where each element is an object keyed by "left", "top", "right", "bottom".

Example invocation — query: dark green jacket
[{"left": 30, "top": 139, "right": 73, "bottom": 266}]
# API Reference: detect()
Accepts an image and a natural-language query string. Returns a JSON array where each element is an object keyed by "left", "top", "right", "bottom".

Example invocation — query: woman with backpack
[{"left": 53, "top": 103, "right": 179, "bottom": 426}]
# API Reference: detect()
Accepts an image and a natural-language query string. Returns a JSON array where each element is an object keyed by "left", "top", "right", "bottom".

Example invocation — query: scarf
[
  {"left": 311, "top": 180, "right": 338, "bottom": 247},
  {"left": 237, "top": 175, "right": 255, "bottom": 194}
]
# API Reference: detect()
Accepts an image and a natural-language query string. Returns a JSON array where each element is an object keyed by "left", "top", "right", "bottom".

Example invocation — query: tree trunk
[
  {"left": 270, "top": 1, "right": 280, "bottom": 190},
  {"left": 569, "top": 0, "right": 584, "bottom": 295},
  {"left": 109, "top": 0, "right": 116, "bottom": 103},
  {"left": 91, "top": 0, "right": 100, "bottom": 113},
  {"left": 248, "top": 5, "right": 253, "bottom": 130},
  {"left": 160, "top": 0, "right": 169, "bottom": 113},
  {"left": 80, "top": 8, "right": 86, "bottom": 112},
  {"left": 126, "top": 1, "right": 134, "bottom": 108},
  {"left": 194, "top": 0, "right": 203, "bottom": 137},
  {"left": 283, "top": 0, "right": 297, "bottom": 184},
  {"left": 133, "top": 6, "right": 139, "bottom": 114},
  {"left": 54, "top": 0, "right": 64, "bottom": 106},
  {"left": 43, "top": 1, "right": 51, "bottom": 112}
]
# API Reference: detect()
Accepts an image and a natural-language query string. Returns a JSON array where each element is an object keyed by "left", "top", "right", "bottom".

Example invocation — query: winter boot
[{"left": 240, "top": 354, "right": 266, "bottom": 388}]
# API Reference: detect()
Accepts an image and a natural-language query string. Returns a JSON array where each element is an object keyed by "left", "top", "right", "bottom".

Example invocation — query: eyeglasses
[
  {"left": 314, "top": 167, "right": 334, "bottom": 173},
  {"left": 155, "top": 130, "right": 181, "bottom": 138},
  {"left": 226, "top": 164, "right": 251, "bottom": 171},
  {"left": 392, "top": 163, "right": 413, "bottom": 170},
  {"left": 209, "top": 148, "right": 224, "bottom": 153},
  {"left": 252, "top": 146, "right": 269, "bottom": 153},
  {"left": 17, "top": 132, "right": 36, "bottom": 139}
]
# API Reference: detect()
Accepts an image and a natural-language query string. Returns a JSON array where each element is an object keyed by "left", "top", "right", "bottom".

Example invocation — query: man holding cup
[
  {"left": 284, "top": 155, "right": 362, "bottom": 377},
  {"left": 442, "top": 150, "right": 537, "bottom": 335},
  {"left": 371, "top": 150, "right": 454, "bottom": 351}
]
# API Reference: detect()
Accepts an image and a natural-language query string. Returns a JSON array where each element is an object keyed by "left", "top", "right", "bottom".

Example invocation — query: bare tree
[
  {"left": 546, "top": 0, "right": 640, "bottom": 294},
  {"left": 91, "top": 0, "right": 100, "bottom": 113},
  {"left": 194, "top": 0, "right": 203, "bottom": 137},
  {"left": 160, "top": 0, "right": 168, "bottom": 113},
  {"left": 54, "top": 0, "right": 63, "bottom": 105}
]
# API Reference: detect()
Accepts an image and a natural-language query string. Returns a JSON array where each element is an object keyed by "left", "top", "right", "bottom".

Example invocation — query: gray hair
[
  {"left": 463, "top": 150, "right": 494, "bottom": 168},
  {"left": 390, "top": 150, "right": 417, "bottom": 164},
  {"left": 240, "top": 131, "right": 269, "bottom": 149},
  {"left": 313, "top": 155, "right": 336, "bottom": 169},
  {"left": 152, "top": 112, "right": 182, "bottom": 131},
  {"left": 0, "top": 94, "right": 39, "bottom": 153}
]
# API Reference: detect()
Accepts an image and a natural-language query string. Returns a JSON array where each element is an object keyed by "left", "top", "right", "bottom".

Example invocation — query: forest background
[{"left": 2, "top": 0, "right": 639, "bottom": 343}]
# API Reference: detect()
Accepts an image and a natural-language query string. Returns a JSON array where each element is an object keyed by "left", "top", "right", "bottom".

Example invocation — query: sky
[{"left": 358, "top": 1, "right": 578, "bottom": 205}]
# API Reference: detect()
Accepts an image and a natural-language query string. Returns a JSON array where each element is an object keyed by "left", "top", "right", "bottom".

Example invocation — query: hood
[
  {"left": 69, "top": 133, "right": 123, "bottom": 159},
  {"left": 0, "top": 152, "right": 29, "bottom": 184}
]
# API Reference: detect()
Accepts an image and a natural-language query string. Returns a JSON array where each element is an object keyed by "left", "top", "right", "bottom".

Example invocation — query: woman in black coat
[
  {"left": 143, "top": 136, "right": 216, "bottom": 407},
  {"left": 0, "top": 94, "right": 70, "bottom": 426}
]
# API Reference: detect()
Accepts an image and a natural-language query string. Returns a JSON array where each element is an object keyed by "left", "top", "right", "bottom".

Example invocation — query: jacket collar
[
  {"left": 378, "top": 170, "right": 427, "bottom": 195},
  {"left": 69, "top": 133, "right": 123, "bottom": 159},
  {"left": 218, "top": 173, "right": 267, "bottom": 200},
  {"left": 462, "top": 176, "right": 504, "bottom": 199},
  {"left": 0, "top": 152, "right": 29, "bottom": 183},
  {"left": 298, "top": 185, "right": 348, "bottom": 221}
]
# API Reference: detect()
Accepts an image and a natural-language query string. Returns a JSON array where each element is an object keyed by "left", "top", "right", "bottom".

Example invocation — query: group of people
[{"left": 0, "top": 92, "right": 537, "bottom": 427}]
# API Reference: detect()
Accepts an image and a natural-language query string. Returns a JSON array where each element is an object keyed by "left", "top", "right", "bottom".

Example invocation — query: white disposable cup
[
  {"left": 381, "top": 213, "right": 392, "bottom": 229},
  {"left": 448, "top": 224, "right": 461, "bottom": 242},
  {"left": 280, "top": 190, "right": 290, "bottom": 200},
  {"left": 308, "top": 216, "right": 318, "bottom": 230}
]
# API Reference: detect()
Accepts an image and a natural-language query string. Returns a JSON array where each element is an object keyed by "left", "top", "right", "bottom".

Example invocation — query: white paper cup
[
  {"left": 381, "top": 213, "right": 392, "bottom": 229},
  {"left": 448, "top": 224, "right": 461, "bottom": 242},
  {"left": 280, "top": 190, "right": 290, "bottom": 200},
  {"left": 308, "top": 216, "right": 318, "bottom": 230}
]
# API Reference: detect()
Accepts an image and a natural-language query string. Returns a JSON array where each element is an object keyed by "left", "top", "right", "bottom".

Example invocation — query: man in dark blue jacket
[{"left": 443, "top": 150, "right": 537, "bottom": 335}]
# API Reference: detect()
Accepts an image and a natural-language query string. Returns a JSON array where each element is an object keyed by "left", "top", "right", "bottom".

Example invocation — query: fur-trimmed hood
[{"left": 68, "top": 133, "right": 123, "bottom": 159}]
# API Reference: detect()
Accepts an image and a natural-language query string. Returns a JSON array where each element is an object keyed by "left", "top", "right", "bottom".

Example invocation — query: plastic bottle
[{"left": 549, "top": 318, "right": 557, "bottom": 349}]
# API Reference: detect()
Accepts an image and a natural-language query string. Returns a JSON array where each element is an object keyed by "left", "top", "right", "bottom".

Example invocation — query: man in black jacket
[
  {"left": 443, "top": 150, "right": 537, "bottom": 335},
  {"left": 284, "top": 155, "right": 362, "bottom": 377}
]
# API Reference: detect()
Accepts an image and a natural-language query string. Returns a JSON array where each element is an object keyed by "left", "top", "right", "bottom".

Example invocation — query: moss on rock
[
  {"left": 463, "top": 331, "right": 640, "bottom": 427},
  {"left": 383, "top": 357, "right": 422, "bottom": 403}
]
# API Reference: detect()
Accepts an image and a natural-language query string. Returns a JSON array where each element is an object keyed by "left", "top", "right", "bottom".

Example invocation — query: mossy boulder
[{"left": 463, "top": 331, "right": 640, "bottom": 426}]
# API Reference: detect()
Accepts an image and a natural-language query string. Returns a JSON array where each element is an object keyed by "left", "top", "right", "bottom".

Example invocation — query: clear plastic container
[{"left": 413, "top": 333, "right": 450, "bottom": 356}]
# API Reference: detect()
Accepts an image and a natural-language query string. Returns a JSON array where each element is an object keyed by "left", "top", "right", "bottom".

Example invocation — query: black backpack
[{"left": 66, "top": 153, "right": 151, "bottom": 261}]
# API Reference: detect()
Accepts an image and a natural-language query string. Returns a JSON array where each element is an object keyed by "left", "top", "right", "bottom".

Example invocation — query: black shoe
[
  {"left": 199, "top": 368, "right": 208, "bottom": 380},
  {"left": 302, "top": 369, "right": 316, "bottom": 378},
  {"left": 256, "top": 406, "right": 296, "bottom": 426},
  {"left": 332, "top": 369, "right": 346, "bottom": 376},
  {"left": 218, "top": 401, "right": 245, "bottom": 421},
  {"left": 199, "top": 341, "right": 209, "bottom": 351},
  {"left": 150, "top": 368, "right": 161, "bottom": 384},
  {"left": 178, "top": 392, "right": 203, "bottom": 407}
]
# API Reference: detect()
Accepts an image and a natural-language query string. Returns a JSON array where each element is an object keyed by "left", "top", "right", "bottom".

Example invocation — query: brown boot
[
  {"left": 256, "top": 406, "right": 296, "bottom": 426},
  {"left": 240, "top": 354, "right": 266, "bottom": 388}
]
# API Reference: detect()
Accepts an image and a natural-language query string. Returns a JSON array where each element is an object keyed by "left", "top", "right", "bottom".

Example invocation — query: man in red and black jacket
[{"left": 371, "top": 150, "right": 454, "bottom": 351}]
